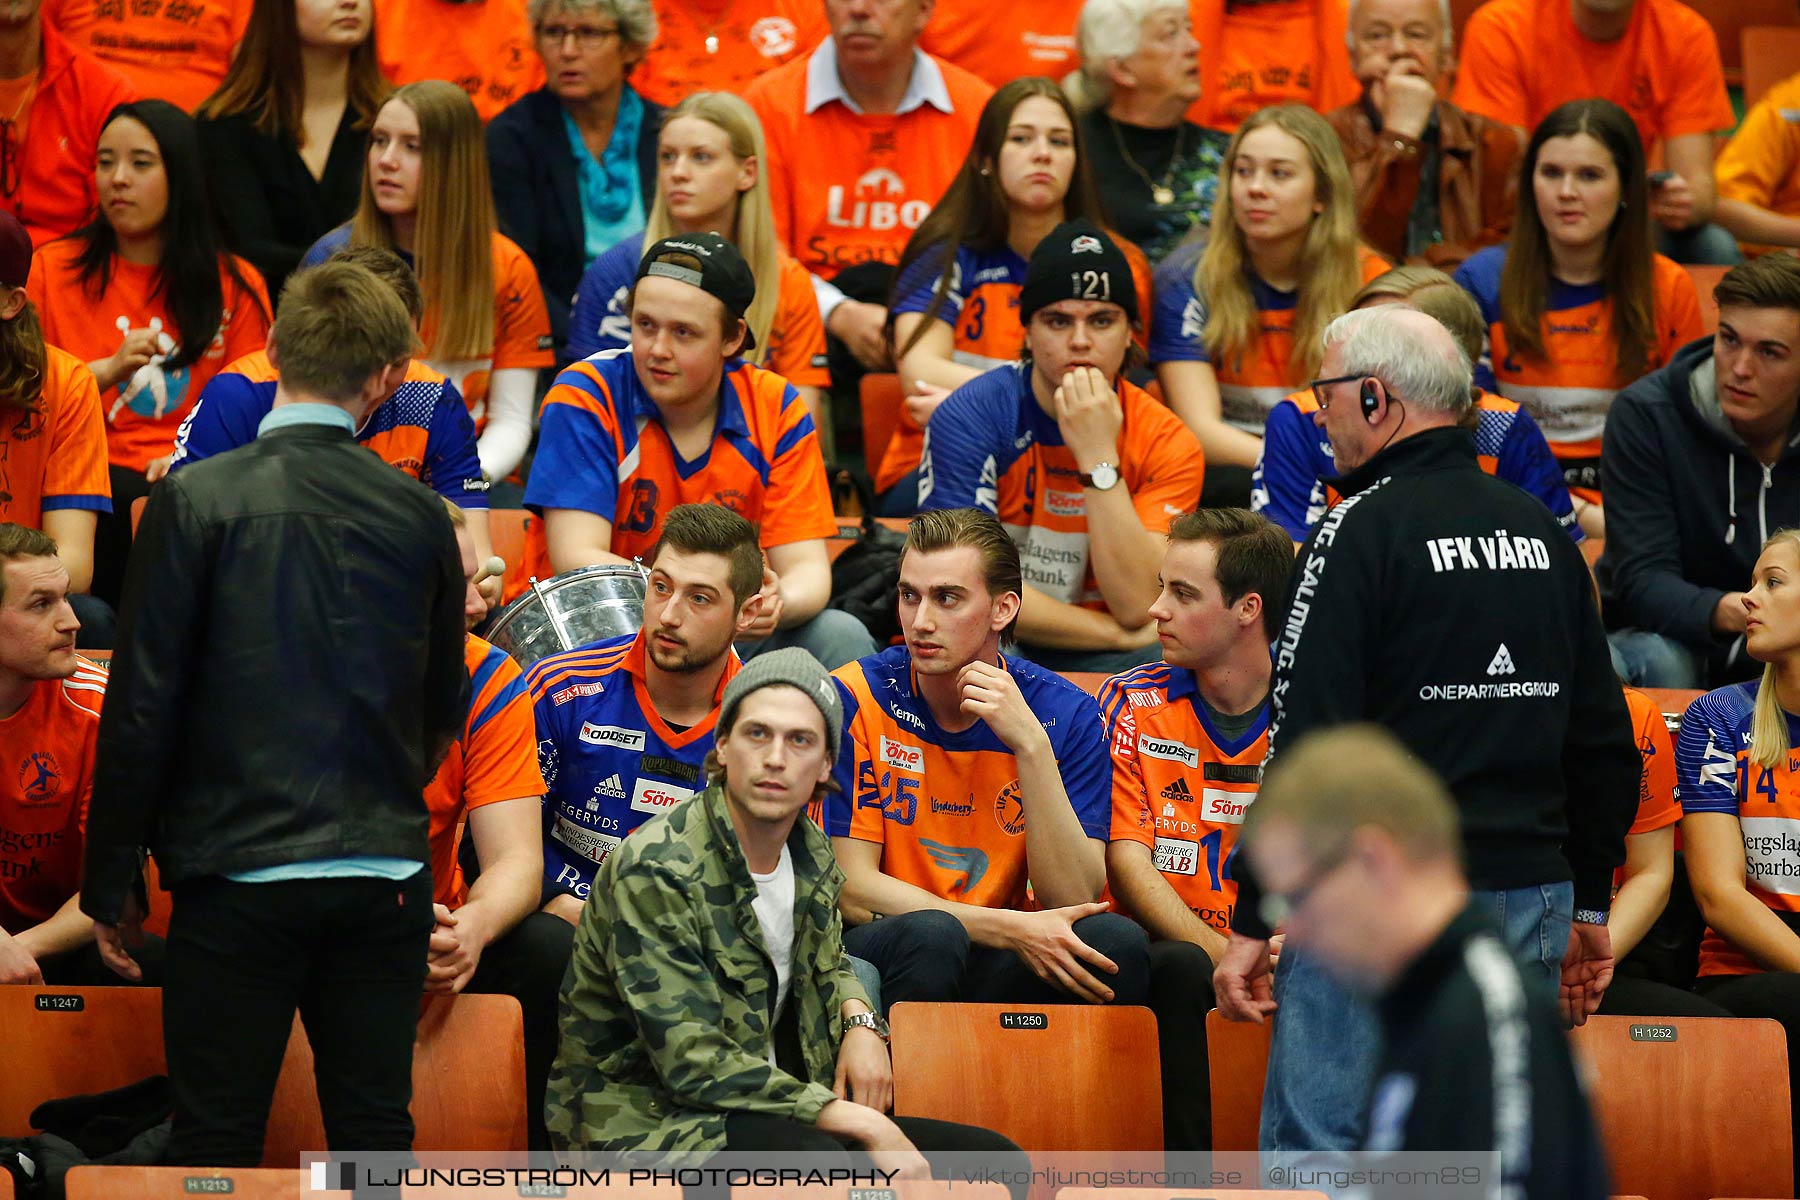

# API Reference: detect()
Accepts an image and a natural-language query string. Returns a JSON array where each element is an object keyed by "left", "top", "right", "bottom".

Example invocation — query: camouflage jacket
[{"left": 544, "top": 782, "right": 871, "bottom": 1152}]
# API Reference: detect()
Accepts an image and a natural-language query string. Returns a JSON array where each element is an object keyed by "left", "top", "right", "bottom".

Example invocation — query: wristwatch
[
  {"left": 1079, "top": 462, "right": 1121, "bottom": 491},
  {"left": 845, "top": 1011, "right": 890, "bottom": 1042},
  {"left": 1574, "top": 908, "right": 1609, "bottom": 926}
]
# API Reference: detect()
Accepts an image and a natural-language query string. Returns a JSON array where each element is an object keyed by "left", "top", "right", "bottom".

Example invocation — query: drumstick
[{"left": 473, "top": 556, "right": 506, "bottom": 586}]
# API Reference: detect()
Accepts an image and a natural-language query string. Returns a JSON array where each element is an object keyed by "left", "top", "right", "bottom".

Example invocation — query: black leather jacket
[{"left": 82, "top": 421, "right": 469, "bottom": 922}]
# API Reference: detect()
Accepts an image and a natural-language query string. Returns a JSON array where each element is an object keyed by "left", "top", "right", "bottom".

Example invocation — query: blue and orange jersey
[
  {"left": 916, "top": 363, "right": 1204, "bottom": 610},
  {"left": 567, "top": 231, "right": 829, "bottom": 388},
  {"left": 0, "top": 657, "right": 105, "bottom": 934},
  {"left": 825, "top": 645, "right": 1110, "bottom": 909},
  {"left": 1676, "top": 679, "right": 1800, "bottom": 978},
  {"left": 1252, "top": 386, "right": 1580, "bottom": 542},
  {"left": 423, "top": 635, "right": 544, "bottom": 909},
  {"left": 524, "top": 349, "right": 838, "bottom": 573},
  {"left": 526, "top": 630, "right": 743, "bottom": 901},
  {"left": 1149, "top": 240, "right": 1391, "bottom": 433},
  {"left": 1454, "top": 245, "right": 1704, "bottom": 498},
  {"left": 2, "top": 347, "right": 112, "bottom": 531},
  {"left": 168, "top": 351, "right": 488, "bottom": 508},
  {"left": 879, "top": 239, "right": 1156, "bottom": 491},
  {"left": 1099, "top": 662, "right": 1266, "bottom": 933}
]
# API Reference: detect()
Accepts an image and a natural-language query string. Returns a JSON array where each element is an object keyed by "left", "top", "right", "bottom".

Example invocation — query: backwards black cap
[
  {"left": 1019, "top": 219, "right": 1138, "bottom": 327},
  {"left": 635, "top": 232, "right": 759, "bottom": 350}
]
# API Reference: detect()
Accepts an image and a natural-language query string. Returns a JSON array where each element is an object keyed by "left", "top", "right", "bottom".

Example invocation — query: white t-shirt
[{"left": 749, "top": 843, "right": 796, "bottom": 1065}]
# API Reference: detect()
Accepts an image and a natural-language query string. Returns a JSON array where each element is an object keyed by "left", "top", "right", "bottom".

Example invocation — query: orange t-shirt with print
[
  {"left": 747, "top": 49, "right": 992, "bottom": 280},
  {"left": 918, "top": 0, "right": 1084, "bottom": 90},
  {"left": 631, "top": 0, "right": 825, "bottom": 107},
  {"left": 29, "top": 242, "right": 271, "bottom": 472},
  {"left": 0, "top": 660, "right": 106, "bottom": 934},
  {"left": 373, "top": 0, "right": 545, "bottom": 123},
  {"left": 42, "top": 0, "right": 251, "bottom": 113},
  {"left": 1185, "top": 0, "right": 1359, "bottom": 133}
]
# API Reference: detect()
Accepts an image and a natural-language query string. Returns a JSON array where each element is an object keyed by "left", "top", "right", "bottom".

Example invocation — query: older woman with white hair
[
  {"left": 487, "top": 0, "right": 660, "bottom": 357},
  {"left": 1065, "top": 0, "right": 1227, "bottom": 264}
]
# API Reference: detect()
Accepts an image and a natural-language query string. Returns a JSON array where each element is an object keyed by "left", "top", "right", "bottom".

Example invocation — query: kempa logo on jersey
[
  {"left": 1486, "top": 644, "right": 1516, "bottom": 676},
  {"left": 551, "top": 681, "right": 604, "bottom": 706},
  {"left": 578, "top": 723, "right": 646, "bottom": 751},
  {"left": 890, "top": 705, "right": 926, "bottom": 732},
  {"left": 630, "top": 777, "right": 694, "bottom": 816},
  {"left": 1139, "top": 735, "right": 1200, "bottom": 768},
  {"left": 593, "top": 773, "right": 626, "bottom": 800},
  {"left": 881, "top": 736, "right": 923, "bottom": 774}
]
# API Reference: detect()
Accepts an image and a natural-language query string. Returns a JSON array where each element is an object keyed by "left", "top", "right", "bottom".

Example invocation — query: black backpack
[{"left": 827, "top": 473, "right": 905, "bottom": 647}]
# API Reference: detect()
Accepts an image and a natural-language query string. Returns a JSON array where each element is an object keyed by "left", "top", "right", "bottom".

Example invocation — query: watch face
[{"left": 1089, "top": 462, "right": 1120, "bottom": 490}]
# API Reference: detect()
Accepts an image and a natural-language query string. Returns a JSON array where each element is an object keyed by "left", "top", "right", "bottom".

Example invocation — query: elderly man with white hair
[
  {"left": 1212, "top": 304, "right": 1640, "bottom": 1156},
  {"left": 1065, "top": 0, "right": 1227, "bottom": 264},
  {"left": 1324, "top": 0, "right": 1522, "bottom": 269}
]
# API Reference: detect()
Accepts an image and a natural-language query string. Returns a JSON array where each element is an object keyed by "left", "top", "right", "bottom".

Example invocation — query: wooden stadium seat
[
  {"left": 1688, "top": 265, "right": 1727, "bottom": 334},
  {"left": 1687, "top": 0, "right": 1796, "bottom": 86},
  {"left": 1571, "top": 1014, "right": 1792, "bottom": 1200},
  {"left": 261, "top": 992, "right": 527, "bottom": 1166},
  {"left": 860, "top": 374, "right": 906, "bottom": 472},
  {"left": 1059, "top": 1192, "right": 1325, "bottom": 1200},
  {"left": 827, "top": 537, "right": 855, "bottom": 563},
  {"left": 1743, "top": 26, "right": 1800, "bottom": 107},
  {"left": 0, "top": 1168, "right": 9, "bottom": 1200},
  {"left": 486, "top": 508, "right": 534, "bottom": 601},
  {"left": 141, "top": 852, "right": 171, "bottom": 938},
  {"left": 1206, "top": 1008, "right": 1271, "bottom": 1153},
  {"left": 1643, "top": 688, "right": 1704, "bottom": 722},
  {"left": 129, "top": 495, "right": 147, "bottom": 537},
  {"left": 890, "top": 1002, "right": 1162, "bottom": 1151},
  {"left": 0, "top": 986, "right": 166, "bottom": 1137},
  {"left": 66, "top": 1166, "right": 335, "bottom": 1200},
  {"left": 1581, "top": 537, "right": 1604, "bottom": 570}
]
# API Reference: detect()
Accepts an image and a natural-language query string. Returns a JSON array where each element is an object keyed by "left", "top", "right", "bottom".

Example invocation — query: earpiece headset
[{"left": 1360, "top": 378, "right": 1381, "bottom": 420}]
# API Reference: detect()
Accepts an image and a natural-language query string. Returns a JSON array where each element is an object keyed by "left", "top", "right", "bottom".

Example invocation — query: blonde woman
[
  {"left": 302, "top": 79, "right": 553, "bottom": 485},
  {"left": 1149, "top": 103, "right": 1389, "bottom": 503},
  {"left": 566, "top": 91, "right": 826, "bottom": 418},
  {"left": 1678, "top": 526, "right": 1800, "bottom": 1180}
]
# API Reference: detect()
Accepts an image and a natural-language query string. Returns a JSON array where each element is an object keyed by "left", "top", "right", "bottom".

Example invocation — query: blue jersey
[
  {"left": 566, "top": 232, "right": 643, "bottom": 363},
  {"left": 168, "top": 351, "right": 487, "bottom": 508},
  {"left": 1251, "top": 389, "right": 1579, "bottom": 542},
  {"left": 525, "top": 630, "right": 743, "bottom": 900},
  {"left": 824, "top": 645, "right": 1110, "bottom": 909}
]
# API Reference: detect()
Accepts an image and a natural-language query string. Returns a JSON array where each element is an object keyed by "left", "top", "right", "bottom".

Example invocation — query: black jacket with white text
[{"left": 1232, "top": 427, "right": 1638, "bottom": 938}]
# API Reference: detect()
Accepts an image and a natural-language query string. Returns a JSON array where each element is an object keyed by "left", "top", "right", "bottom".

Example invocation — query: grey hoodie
[{"left": 1600, "top": 337, "right": 1800, "bottom": 677}]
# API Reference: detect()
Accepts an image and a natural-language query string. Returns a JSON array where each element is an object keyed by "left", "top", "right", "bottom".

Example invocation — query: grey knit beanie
[{"left": 718, "top": 647, "right": 844, "bottom": 761}]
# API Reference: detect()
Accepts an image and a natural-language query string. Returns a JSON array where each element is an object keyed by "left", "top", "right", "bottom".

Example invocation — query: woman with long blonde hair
[
  {"left": 1149, "top": 103, "right": 1389, "bottom": 504},
  {"left": 1678, "top": 526, "right": 1800, "bottom": 1172},
  {"left": 566, "top": 91, "right": 825, "bottom": 415},
  {"left": 301, "top": 79, "right": 552, "bottom": 486}
]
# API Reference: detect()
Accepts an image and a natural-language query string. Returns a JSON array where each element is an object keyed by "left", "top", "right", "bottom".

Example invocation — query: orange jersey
[
  {"left": 42, "top": 0, "right": 251, "bottom": 112},
  {"left": 0, "top": 346, "right": 112, "bottom": 528},
  {"left": 1100, "top": 662, "right": 1266, "bottom": 933},
  {"left": 1185, "top": 0, "right": 1359, "bottom": 133},
  {"left": 1149, "top": 240, "right": 1391, "bottom": 432},
  {"left": 918, "top": 365, "right": 1204, "bottom": 610},
  {"left": 1626, "top": 687, "right": 1680, "bottom": 837},
  {"left": 631, "top": 0, "right": 826, "bottom": 107},
  {"left": 523, "top": 351, "right": 837, "bottom": 585},
  {"left": 372, "top": 0, "right": 544, "bottom": 123},
  {"left": 1455, "top": 246, "right": 1703, "bottom": 496},
  {"left": 1715, "top": 74, "right": 1800, "bottom": 258},
  {"left": 746, "top": 44, "right": 992, "bottom": 280},
  {"left": 1676, "top": 680, "right": 1800, "bottom": 978},
  {"left": 29, "top": 242, "right": 271, "bottom": 472},
  {"left": 826, "top": 646, "right": 1112, "bottom": 909},
  {"left": 878, "top": 237, "right": 1154, "bottom": 491},
  {"left": 0, "top": 658, "right": 105, "bottom": 934},
  {"left": 918, "top": 0, "right": 1083, "bottom": 90},
  {"left": 424, "top": 636, "right": 544, "bottom": 909},
  {"left": 1452, "top": 0, "right": 1734, "bottom": 156}
]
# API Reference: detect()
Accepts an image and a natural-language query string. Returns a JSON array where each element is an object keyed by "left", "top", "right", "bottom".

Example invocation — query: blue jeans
[
  {"left": 1259, "top": 881, "right": 1572, "bottom": 1153},
  {"left": 738, "top": 608, "right": 878, "bottom": 671},
  {"left": 1608, "top": 628, "right": 1704, "bottom": 688},
  {"left": 1657, "top": 222, "right": 1743, "bottom": 266},
  {"left": 849, "top": 954, "right": 882, "bottom": 1014}
]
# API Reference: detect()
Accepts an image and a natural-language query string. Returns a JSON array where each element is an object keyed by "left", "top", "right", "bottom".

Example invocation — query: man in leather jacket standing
[{"left": 79, "top": 260, "right": 470, "bottom": 1167}]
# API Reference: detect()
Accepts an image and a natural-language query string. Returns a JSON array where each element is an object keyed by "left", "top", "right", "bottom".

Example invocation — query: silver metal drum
[{"left": 485, "top": 564, "right": 648, "bottom": 668}]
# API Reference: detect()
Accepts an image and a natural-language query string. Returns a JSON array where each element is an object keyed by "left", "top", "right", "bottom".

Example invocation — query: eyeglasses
[
  {"left": 1256, "top": 840, "right": 1354, "bottom": 930},
  {"left": 537, "top": 22, "right": 620, "bottom": 48},
  {"left": 0, "top": 119, "right": 19, "bottom": 199},
  {"left": 1308, "top": 373, "right": 1362, "bottom": 410}
]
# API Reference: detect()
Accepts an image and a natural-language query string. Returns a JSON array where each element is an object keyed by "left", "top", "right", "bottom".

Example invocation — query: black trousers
[
  {"left": 1145, "top": 939, "right": 1214, "bottom": 1151},
  {"left": 162, "top": 871, "right": 434, "bottom": 1166},
  {"left": 93, "top": 465, "right": 153, "bottom": 609},
  {"left": 465, "top": 910, "right": 575, "bottom": 1152}
]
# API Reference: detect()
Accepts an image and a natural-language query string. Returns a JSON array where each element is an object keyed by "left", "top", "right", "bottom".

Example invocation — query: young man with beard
[{"left": 525, "top": 503, "right": 760, "bottom": 914}]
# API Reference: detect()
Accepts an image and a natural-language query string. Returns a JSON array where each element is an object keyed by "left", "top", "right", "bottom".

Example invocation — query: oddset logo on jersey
[
  {"left": 578, "top": 723, "right": 646, "bottom": 751},
  {"left": 630, "top": 777, "right": 694, "bottom": 816},
  {"left": 1138, "top": 734, "right": 1200, "bottom": 768}
]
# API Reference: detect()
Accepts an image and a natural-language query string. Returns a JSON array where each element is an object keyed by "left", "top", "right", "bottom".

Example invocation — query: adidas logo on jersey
[
  {"left": 1485, "top": 644, "right": 1516, "bottom": 676},
  {"left": 594, "top": 774, "right": 626, "bottom": 800},
  {"left": 1159, "top": 779, "right": 1194, "bottom": 803}
]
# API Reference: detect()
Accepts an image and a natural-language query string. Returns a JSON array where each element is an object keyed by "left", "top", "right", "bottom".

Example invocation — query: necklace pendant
[
  {"left": 1152, "top": 184, "right": 1175, "bottom": 206},
  {"left": 705, "top": 33, "right": 719, "bottom": 53}
]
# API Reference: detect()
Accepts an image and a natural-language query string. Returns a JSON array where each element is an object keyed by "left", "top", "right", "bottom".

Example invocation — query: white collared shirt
[{"left": 802, "top": 36, "right": 954, "bottom": 116}]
